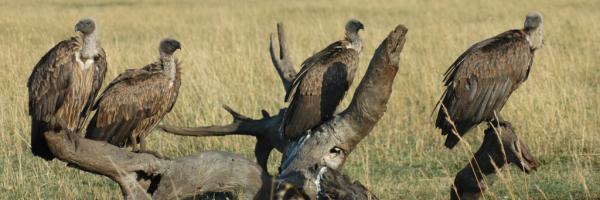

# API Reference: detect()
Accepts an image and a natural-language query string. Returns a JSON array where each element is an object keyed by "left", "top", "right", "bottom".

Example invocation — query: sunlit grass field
[{"left": 0, "top": 0, "right": 598, "bottom": 199}]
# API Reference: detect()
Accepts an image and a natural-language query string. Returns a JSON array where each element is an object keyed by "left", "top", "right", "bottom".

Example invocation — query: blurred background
[{"left": 0, "top": 0, "right": 598, "bottom": 199}]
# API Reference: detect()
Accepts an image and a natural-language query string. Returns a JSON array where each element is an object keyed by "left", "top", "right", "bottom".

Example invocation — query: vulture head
[
  {"left": 75, "top": 18, "right": 96, "bottom": 35},
  {"left": 524, "top": 11, "right": 544, "bottom": 50},
  {"left": 345, "top": 19, "right": 365, "bottom": 51},
  {"left": 159, "top": 38, "right": 182, "bottom": 55},
  {"left": 524, "top": 11, "right": 543, "bottom": 30},
  {"left": 345, "top": 19, "right": 364, "bottom": 35}
]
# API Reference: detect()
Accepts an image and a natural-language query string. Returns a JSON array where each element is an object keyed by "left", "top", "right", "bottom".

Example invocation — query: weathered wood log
[
  {"left": 316, "top": 168, "right": 378, "bottom": 200},
  {"left": 450, "top": 122, "right": 538, "bottom": 200},
  {"left": 44, "top": 130, "right": 271, "bottom": 199},
  {"left": 276, "top": 24, "right": 408, "bottom": 198}
]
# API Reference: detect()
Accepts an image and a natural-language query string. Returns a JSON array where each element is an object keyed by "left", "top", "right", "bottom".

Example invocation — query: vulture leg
[
  {"left": 130, "top": 135, "right": 139, "bottom": 152},
  {"left": 451, "top": 123, "right": 538, "bottom": 200},
  {"left": 137, "top": 138, "right": 165, "bottom": 159},
  {"left": 140, "top": 137, "right": 146, "bottom": 152},
  {"left": 65, "top": 131, "right": 81, "bottom": 151}
]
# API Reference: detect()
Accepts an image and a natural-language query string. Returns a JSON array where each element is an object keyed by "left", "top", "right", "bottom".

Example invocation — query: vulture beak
[
  {"left": 358, "top": 23, "right": 365, "bottom": 30},
  {"left": 173, "top": 41, "right": 182, "bottom": 50},
  {"left": 74, "top": 24, "right": 83, "bottom": 33}
]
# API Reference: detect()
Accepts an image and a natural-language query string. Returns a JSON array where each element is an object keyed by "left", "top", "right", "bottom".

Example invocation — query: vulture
[
  {"left": 282, "top": 19, "right": 364, "bottom": 141},
  {"left": 435, "top": 11, "right": 544, "bottom": 149},
  {"left": 85, "top": 38, "right": 182, "bottom": 151},
  {"left": 28, "top": 18, "right": 107, "bottom": 160}
]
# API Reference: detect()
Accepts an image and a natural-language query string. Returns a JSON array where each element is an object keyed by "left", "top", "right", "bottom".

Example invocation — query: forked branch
[{"left": 269, "top": 22, "right": 297, "bottom": 92}]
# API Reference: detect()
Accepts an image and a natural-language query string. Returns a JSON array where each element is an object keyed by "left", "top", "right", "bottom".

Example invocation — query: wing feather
[
  {"left": 282, "top": 40, "right": 359, "bottom": 141},
  {"left": 27, "top": 37, "right": 80, "bottom": 160}
]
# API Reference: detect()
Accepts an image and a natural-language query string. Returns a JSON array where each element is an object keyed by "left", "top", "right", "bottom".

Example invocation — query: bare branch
[
  {"left": 270, "top": 22, "right": 297, "bottom": 93},
  {"left": 159, "top": 106, "right": 288, "bottom": 174},
  {"left": 277, "top": 24, "right": 409, "bottom": 198},
  {"left": 43, "top": 131, "right": 273, "bottom": 199},
  {"left": 159, "top": 105, "right": 255, "bottom": 137},
  {"left": 451, "top": 123, "right": 538, "bottom": 200}
]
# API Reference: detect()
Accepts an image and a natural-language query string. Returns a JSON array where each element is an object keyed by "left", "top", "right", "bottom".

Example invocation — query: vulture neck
[
  {"left": 525, "top": 26, "right": 543, "bottom": 51},
  {"left": 345, "top": 31, "right": 362, "bottom": 52},
  {"left": 80, "top": 32, "right": 98, "bottom": 60},
  {"left": 160, "top": 52, "right": 177, "bottom": 81}
]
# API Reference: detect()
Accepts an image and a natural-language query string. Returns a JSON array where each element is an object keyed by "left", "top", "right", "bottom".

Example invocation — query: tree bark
[{"left": 44, "top": 131, "right": 271, "bottom": 199}]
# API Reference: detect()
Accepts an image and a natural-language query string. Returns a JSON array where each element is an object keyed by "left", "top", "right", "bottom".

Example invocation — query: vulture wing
[
  {"left": 85, "top": 62, "right": 170, "bottom": 147},
  {"left": 27, "top": 37, "right": 80, "bottom": 160},
  {"left": 282, "top": 41, "right": 359, "bottom": 141}
]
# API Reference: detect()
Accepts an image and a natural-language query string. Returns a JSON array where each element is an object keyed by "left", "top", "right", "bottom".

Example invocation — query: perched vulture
[
  {"left": 282, "top": 19, "right": 364, "bottom": 141},
  {"left": 435, "top": 11, "right": 544, "bottom": 149},
  {"left": 85, "top": 39, "right": 182, "bottom": 151},
  {"left": 28, "top": 18, "right": 107, "bottom": 160}
]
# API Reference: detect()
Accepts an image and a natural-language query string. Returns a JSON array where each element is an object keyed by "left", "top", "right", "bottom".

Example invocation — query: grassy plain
[{"left": 0, "top": 0, "right": 598, "bottom": 199}]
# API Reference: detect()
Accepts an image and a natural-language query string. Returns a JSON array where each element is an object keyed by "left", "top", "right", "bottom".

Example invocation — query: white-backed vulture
[
  {"left": 435, "top": 11, "right": 544, "bottom": 148},
  {"left": 28, "top": 18, "right": 107, "bottom": 160},
  {"left": 85, "top": 39, "right": 182, "bottom": 151},
  {"left": 282, "top": 19, "right": 364, "bottom": 141}
]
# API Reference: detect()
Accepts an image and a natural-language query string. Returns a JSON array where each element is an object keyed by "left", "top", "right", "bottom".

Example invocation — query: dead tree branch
[
  {"left": 269, "top": 22, "right": 297, "bottom": 93},
  {"left": 159, "top": 106, "right": 287, "bottom": 174},
  {"left": 450, "top": 122, "right": 538, "bottom": 200},
  {"left": 276, "top": 24, "right": 408, "bottom": 198},
  {"left": 157, "top": 23, "right": 407, "bottom": 199},
  {"left": 44, "top": 131, "right": 271, "bottom": 199}
]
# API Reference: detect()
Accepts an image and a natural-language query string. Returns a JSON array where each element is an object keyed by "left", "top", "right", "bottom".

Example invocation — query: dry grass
[{"left": 0, "top": 0, "right": 598, "bottom": 199}]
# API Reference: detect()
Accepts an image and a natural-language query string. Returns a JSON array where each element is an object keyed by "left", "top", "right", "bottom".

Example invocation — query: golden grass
[{"left": 0, "top": 0, "right": 598, "bottom": 199}]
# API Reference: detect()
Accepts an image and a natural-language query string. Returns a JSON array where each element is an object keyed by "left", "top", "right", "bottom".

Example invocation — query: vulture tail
[
  {"left": 435, "top": 108, "right": 475, "bottom": 149},
  {"left": 31, "top": 119, "right": 56, "bottom": 160}
]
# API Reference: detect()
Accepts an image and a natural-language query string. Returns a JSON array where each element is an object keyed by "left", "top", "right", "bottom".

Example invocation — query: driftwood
[
  {"left": 160, "top": 23, "right": 408, "bottom": 198},
  {"left": 450, "top": 122, "right": 538, "bottom": 200},
  {"left": 44, "top": 130, "right": 271, "bottom": 199}
]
